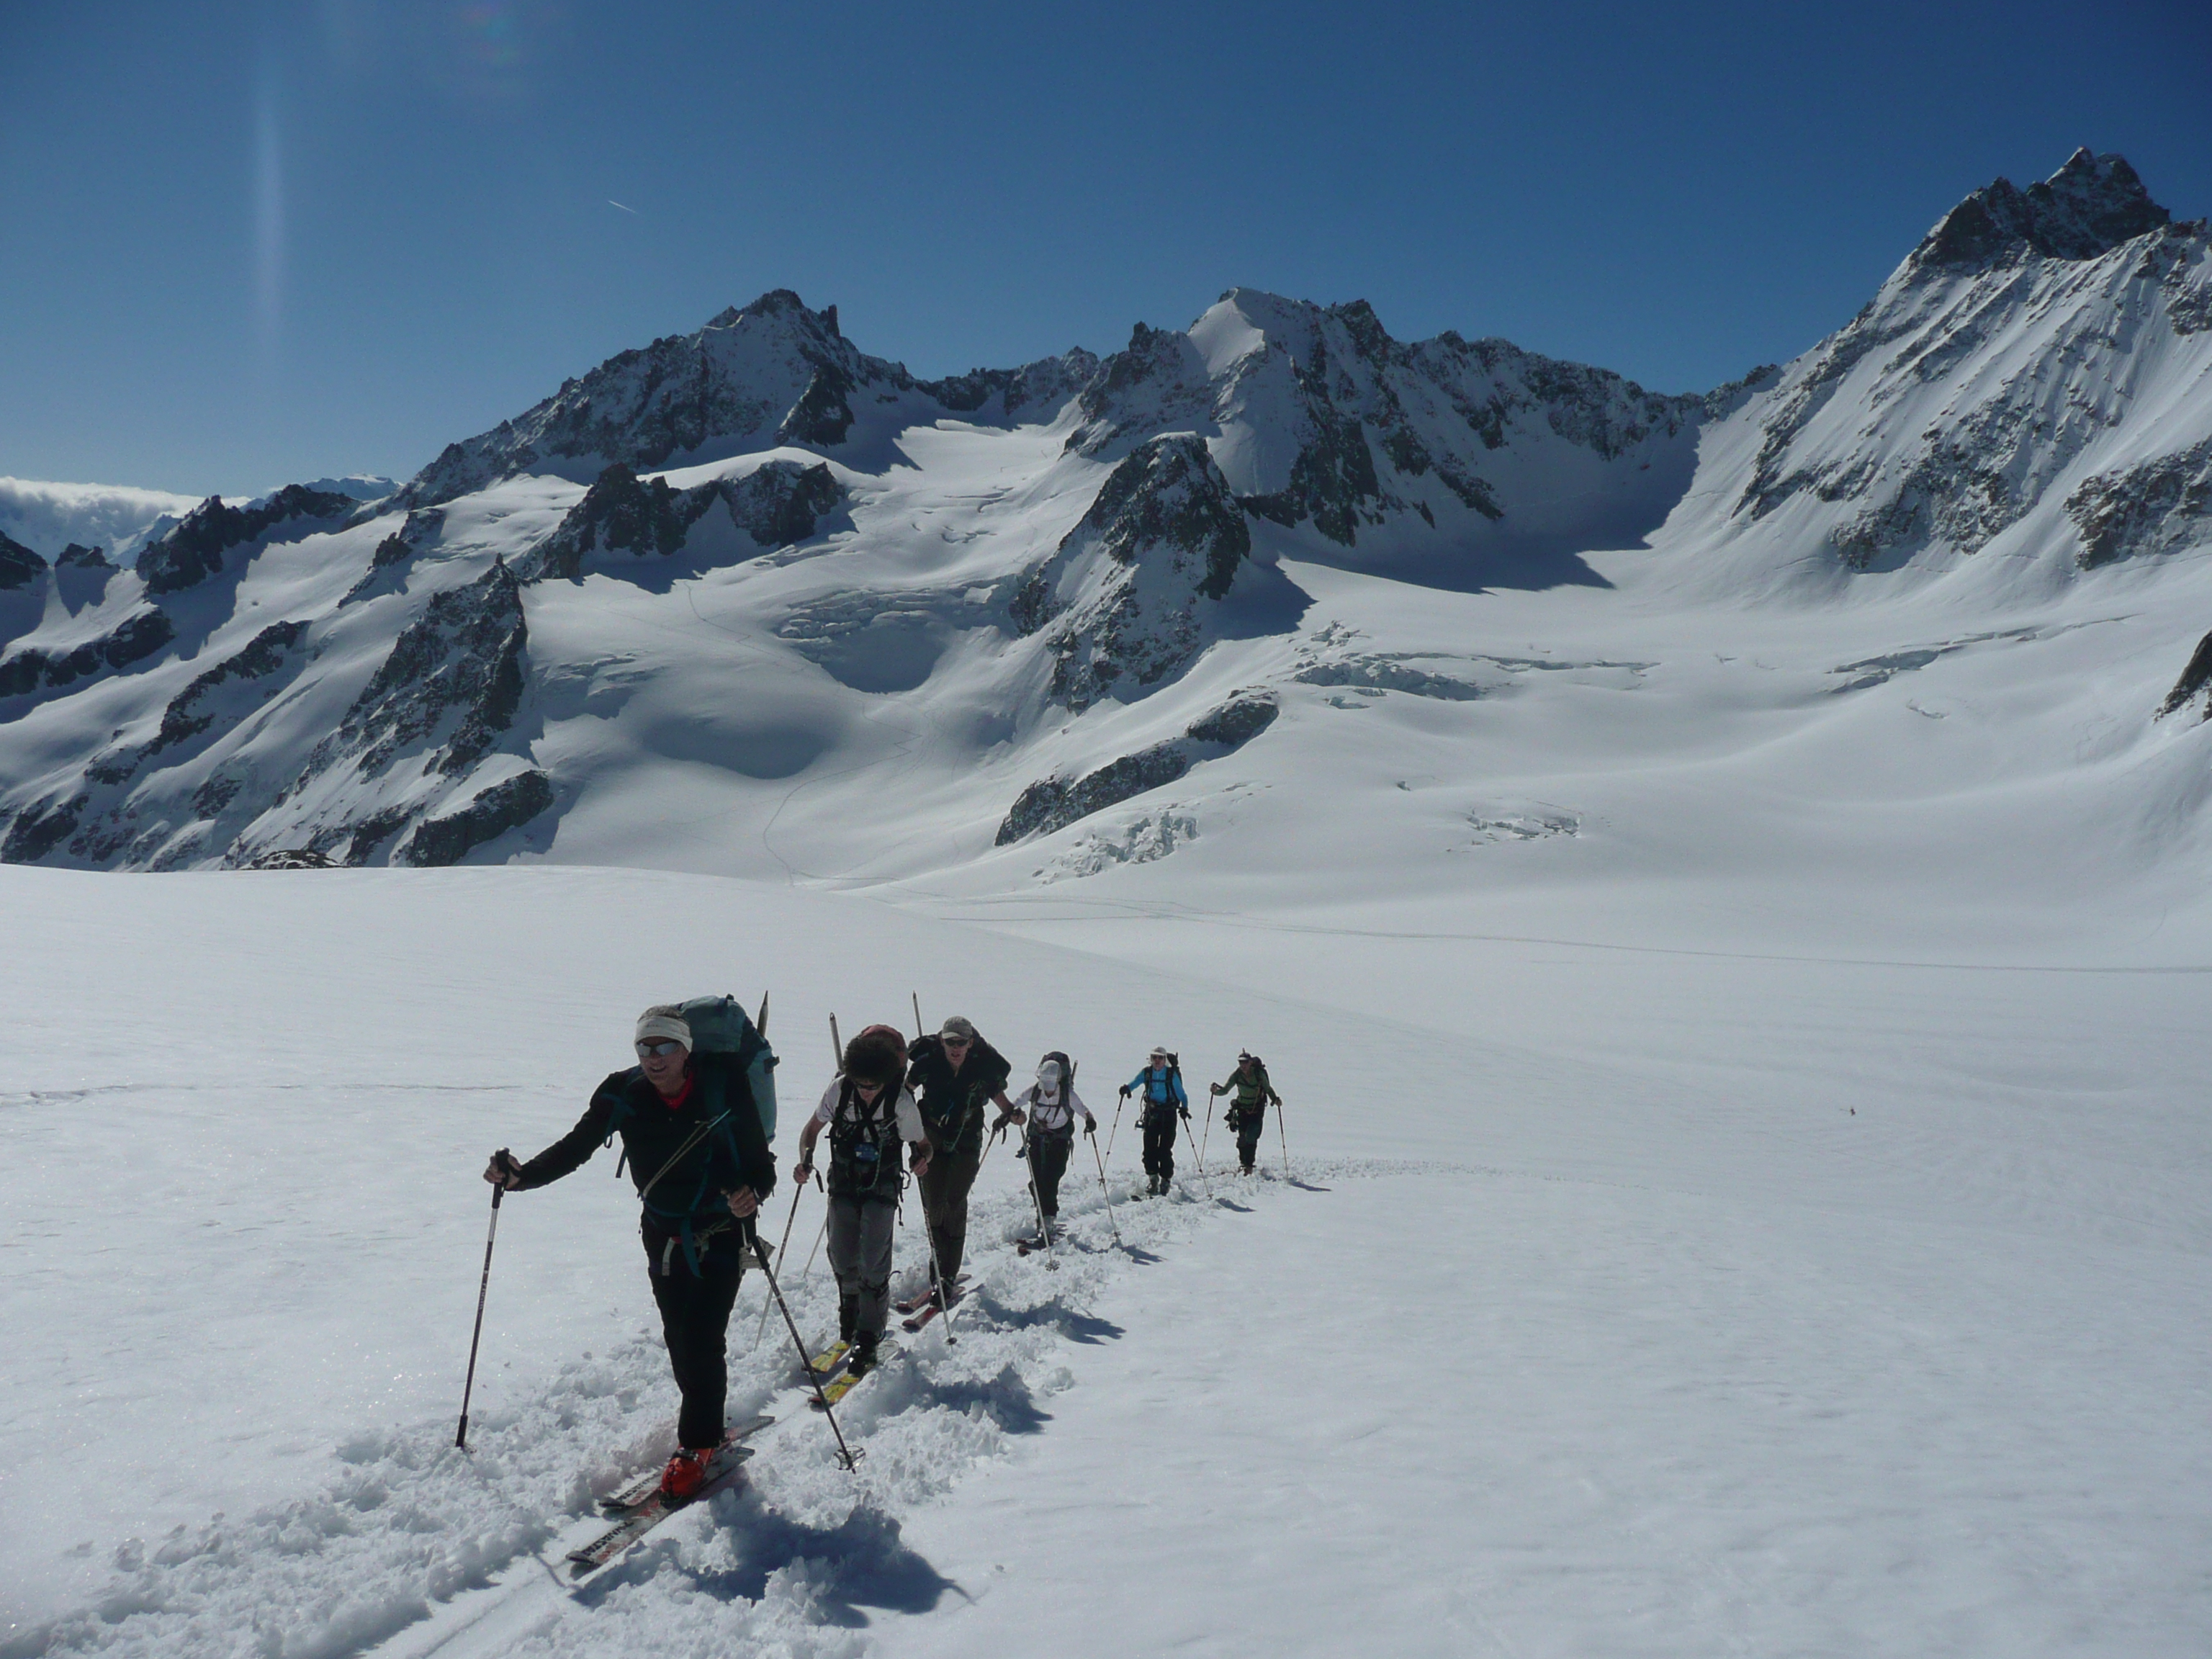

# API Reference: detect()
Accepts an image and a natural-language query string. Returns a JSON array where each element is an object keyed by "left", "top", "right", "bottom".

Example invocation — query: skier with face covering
[{"left": 996, "top": 1053, "right": 1095, "bottom": 1243}]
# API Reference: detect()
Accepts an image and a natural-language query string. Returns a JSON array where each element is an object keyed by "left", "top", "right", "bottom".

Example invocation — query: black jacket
[
  {"left": 517, "top": 1052, "right": 778, "bottom": 1233},
  {"left": 906, "top": 1033, "right": 1010, "bottom": 1154}
]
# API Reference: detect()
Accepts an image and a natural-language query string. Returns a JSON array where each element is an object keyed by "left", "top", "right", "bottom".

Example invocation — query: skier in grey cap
[{"left": 904, "top": 1015, "right": 1014, "bottom": 1305}]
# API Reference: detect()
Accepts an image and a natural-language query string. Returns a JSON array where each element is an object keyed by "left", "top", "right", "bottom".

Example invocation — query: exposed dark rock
[
  {"left": 2067, "top": 436, "right": 2212, "bottom": 570},
  {"left": 719, "top": 461, "right": 842, "bottom": 547},
  {"left": 147, "top": 619, "right": 310, "bottom": 754},
  {"left": 397, "top": 769, "right": 554, "bottom": 866},
  {"left": 136, "top": 485, "right": 356, "bottom": 596},
  {"left": 2157, "top": 630, "right": 2212, "bottom": 719},
  {"left": 1915, "top": 149, "right": 2171, "bottom": 269},
  {"left": 192, "top": 773, "right": 243, "bottom": 817},
  {"left": 0, "top": 608, "right": 176, "bottom": 699},
  {"left": 1027, "top": 436, "right": 1253, "bottom": 711},
  {"left": 55, "top": 543, "right": 112, "bottom": 570},
  {"left": 343, "top": 508, "right": 446, "bottom": 603},
  {"left": 1, "top": 793, "right": 86, "bottom": 863},
  {"left": 994, "top": 690, "right": 1280, "bottom": 845},
  {"left": 0, "top": 533, "right": 42, "bottom": 590},
  {"left": 525, "top": 459, "right": 842, "bottom": 582},
  {"left": 1184, "top": 691, "right": 1280, "bottom": 745},
  {"left": 341, "top": 806, "right": 412, "bottom": 866},
  {"left": 776, "top": 362, "right": 858, "bottom": 446},
  {"left": 996, "top": 743, "right": 1190, "bottom": 845},
  {"left": 243, "top": 848, "right": 337, "bottom": 870},
  {"left": 399, "top": 291, "right": 896, "bottom": 509},
  {"left": 311, "top": 559, "right": 528, "bottom": 783},
  {"left": 920, "top": 350, "right": 1102, "bottom": 419}
]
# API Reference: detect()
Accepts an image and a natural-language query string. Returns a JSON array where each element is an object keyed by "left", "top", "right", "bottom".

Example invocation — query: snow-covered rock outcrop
[
  {"left": 1673, "top": 149, "right": 2212, "bottom": 590},
  {"left": 395, "top": 289, "right": 1099, "bottom": 508},
  {"left": 1013, "top": 435, "right": 1252, "bottom": 711},
  {"left": 1070, "top": 288, "right": 1707, "bottom": 580}
]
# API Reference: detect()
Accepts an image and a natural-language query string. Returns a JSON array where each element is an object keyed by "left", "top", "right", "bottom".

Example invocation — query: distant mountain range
[{"left": 1, "top": 149, "right": 2205, "bottom": 876}]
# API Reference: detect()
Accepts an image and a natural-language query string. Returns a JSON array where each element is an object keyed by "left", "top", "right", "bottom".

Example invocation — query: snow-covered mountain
[
  {"left": 2, "top": 150, "right": 2208, "bottom": 891},
  {"left": 1660, "top": 148, "right": 2211, "bottom": 598}
]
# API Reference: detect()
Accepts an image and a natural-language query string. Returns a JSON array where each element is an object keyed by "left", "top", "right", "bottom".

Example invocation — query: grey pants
[{"left": 826, "top": 1192, "right": 897, "bottom": 1339}]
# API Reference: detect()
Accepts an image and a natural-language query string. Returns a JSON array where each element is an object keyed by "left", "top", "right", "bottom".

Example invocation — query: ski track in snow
[{"left": 5, "top": 1156, "right": 1360, "bottom": 1659}]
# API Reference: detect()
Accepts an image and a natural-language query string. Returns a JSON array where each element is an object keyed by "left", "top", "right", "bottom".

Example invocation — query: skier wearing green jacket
[{"left": 1208, "top": 1051, "right": 1281, "bottom": 1174}]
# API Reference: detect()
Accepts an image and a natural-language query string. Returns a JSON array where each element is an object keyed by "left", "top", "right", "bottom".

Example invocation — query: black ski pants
[
  {"left": 1231, "top": 1107, "right": 1265, "bottom": 1170},
  {"left": 643, "top": 1224, "right": 748, "bottom": 1450},
  {"left": 1141, "top": 1108, "right": 1177, "bottom": 1182},
  {"left": 1028, "top": 1131, "right": 1073, "bottom": 1217},
  {"left": 918, "top": 1135, "right": 981, "bottom": 1293}
]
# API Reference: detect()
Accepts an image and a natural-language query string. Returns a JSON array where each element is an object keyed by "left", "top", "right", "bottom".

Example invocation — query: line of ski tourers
[{"left": 461, "top": 992, "right": 1289, "bottom": 1575}]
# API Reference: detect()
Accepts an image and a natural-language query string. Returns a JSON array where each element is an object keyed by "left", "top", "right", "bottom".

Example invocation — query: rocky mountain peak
[{"left": 1915, "top": 148, "right": 2171, "bottom": 268}]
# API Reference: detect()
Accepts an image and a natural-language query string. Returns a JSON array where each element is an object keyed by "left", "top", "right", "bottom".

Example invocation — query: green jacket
[{"left": 1213, "top": 1064, "right": 1280, "bottom": 1115}]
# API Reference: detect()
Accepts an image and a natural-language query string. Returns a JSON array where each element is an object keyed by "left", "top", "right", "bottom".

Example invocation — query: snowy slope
[
  {"left": 3, "top": 864, "right": 2208, "bottom": 1658},
  {"left": 8, "top": 146, "right": 2212, "bottom": 1659}
]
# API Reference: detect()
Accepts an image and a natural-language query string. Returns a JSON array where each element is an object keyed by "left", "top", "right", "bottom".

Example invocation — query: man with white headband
[{"left": 484, "top": 1004, "right": 777, "bottom": 1503}]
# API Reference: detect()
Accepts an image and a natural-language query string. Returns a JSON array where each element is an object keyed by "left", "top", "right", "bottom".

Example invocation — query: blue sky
[{"left": 2, "top": 0, "right": 2206, "bottom": 495}]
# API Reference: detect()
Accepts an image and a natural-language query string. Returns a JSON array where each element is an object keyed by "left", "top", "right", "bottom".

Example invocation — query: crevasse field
[{"left": 7, "top": 536, "right": 2212, "bottom": 1657}]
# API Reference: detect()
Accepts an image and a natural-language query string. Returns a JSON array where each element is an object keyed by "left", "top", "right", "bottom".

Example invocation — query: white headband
[{"left": 635, "top": 1013, "right": 691, "bottom": 1049}]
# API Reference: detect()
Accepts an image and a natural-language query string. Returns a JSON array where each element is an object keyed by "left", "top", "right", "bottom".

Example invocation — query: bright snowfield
[
  {"left": 4, "top": 866, "right": 2209, "bottom": 1659},
  {"left": 5, "top": 148, "right": 2212, "bottom": 1653}
]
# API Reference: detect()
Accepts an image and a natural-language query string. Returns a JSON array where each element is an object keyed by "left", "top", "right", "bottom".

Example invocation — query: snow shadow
[
  {"left": 968, "top": 1292, "right": 1127, "bottom": 1349},
  {"left": 587, "top": 1491, "right": 962, "bottom": 1624}
]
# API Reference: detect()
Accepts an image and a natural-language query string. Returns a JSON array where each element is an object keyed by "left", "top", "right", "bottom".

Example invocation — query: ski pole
[
  {"left": 1198, "top": 1098, "right": 1214, "bottom": 1172},
  {"left": 456, "top": 1158, "right": 511, "bottom": 1450},
  {"left": 753, "top": 1170, "right": 809, "bottom": 1346},
  {"left": 1018, "top": 1118, "right": 1057, "bottom": 1270},
  {"left": 1088, "top": 1130, "right": 1124, "bottom": 1251},
  {"left": 1179, "top": 1112, "right": 1215, "bottom": 1200},
  {"left": 1104, "top": 1093, "right": 1125, "bottom": 1164},
  {"left": 1275, "top": 1097, "right": 1290, "bottom": 1178},
  {"left": 750, "top": 1229, "right": 861, "bottom": 1469}
]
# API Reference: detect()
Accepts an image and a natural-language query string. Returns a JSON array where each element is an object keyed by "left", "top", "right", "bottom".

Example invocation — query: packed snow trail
[{"left": 5, "top": 866, "right": 2211, "bottom": 1656}]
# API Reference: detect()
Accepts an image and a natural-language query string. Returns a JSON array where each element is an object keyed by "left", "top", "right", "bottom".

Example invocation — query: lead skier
[
  {"left": 1208, "top": 1051, "right": 1282, "bottom": 1173},
  {"left": 482, "top": 1005, "right": 776, "bottom": 1501}
]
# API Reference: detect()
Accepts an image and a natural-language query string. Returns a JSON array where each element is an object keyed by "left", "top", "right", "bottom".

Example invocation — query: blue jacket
[{"left": 1125, "top": 1064, "right": 1186, "bottom": 1112}]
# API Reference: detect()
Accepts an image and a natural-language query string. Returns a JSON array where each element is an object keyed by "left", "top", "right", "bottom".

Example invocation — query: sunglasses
[
  {"left": 943, "top": 1038, "right": 971, "bottom": 1049},
  {"left": 636, "top": 1039, "right": 686, "bottom": 1058}
]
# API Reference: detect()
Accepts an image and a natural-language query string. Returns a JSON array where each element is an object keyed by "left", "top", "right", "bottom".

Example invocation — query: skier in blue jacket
[{"left": 1118, "top": 1046, "right": 1188, "bottom": 1197}]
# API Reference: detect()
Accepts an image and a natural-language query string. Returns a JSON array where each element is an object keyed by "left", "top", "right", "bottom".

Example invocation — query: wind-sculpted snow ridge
[
  {"left": 5, "top": 1164, "right": 1362, "bottom": 1659},
  {"left": 1673, "top": 148, "right": 2212, "bottom": 593}
]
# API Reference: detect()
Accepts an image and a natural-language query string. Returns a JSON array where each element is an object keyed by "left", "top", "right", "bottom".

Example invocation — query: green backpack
[{"left": 675, "top": 993, "right": 779, "bottom": 1141}]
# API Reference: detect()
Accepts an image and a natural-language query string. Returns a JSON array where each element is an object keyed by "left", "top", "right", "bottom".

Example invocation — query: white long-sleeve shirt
[
  {"left": 811, "top": 1079, "right": 925, "bottom": 1142},
  {"left": 1009, "top": 1082, "right": 1093, "bottom": 1136}
]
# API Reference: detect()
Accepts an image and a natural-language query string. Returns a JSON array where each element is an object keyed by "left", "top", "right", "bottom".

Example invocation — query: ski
[
  {"left": 901, "top": 1282, "right": 974, "bottom": 1334},
  {"left": 1014, "top": 1231, "right": 1061, "bottom": 1256},
  {"left": 572, "top": 1436, "right": 760, "bottom": 1575},
  {"left": 599, "top": 1414, "right": 774, "bottom": 1514},
  {"left": 893, "top": 1274, "right": 966, "bottom": 1317},
  {"left": 808, "top": 1342, "right": 897, "bottom": 1410},
  {"left": 804, "top": 1339, "right": 853, "bottom": 1382}
]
